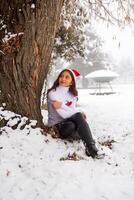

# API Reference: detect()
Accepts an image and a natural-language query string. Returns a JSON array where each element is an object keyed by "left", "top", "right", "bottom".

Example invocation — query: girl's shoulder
[
  {"left": 69, "top": 93, "right": 78, "bottom": 101},
  {"left": 47, "top": 88, "right": 59, "bottom": 99},
  {"left": 48, "top": 88, "right": 55, "bottom": 95},
  {"left": 48, "top": 88, "right": 56, "bottom": 94}
]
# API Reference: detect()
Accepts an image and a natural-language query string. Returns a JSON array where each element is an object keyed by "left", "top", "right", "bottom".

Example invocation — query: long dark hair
[{"left": 47, "top": 69, "right": 78, "bottom": 96}]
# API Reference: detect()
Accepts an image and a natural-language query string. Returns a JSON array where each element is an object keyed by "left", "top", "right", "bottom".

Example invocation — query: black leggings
[
  {"left": 55, "top": 120, "right": 80, "bottom": 140},
  {"left": 55, "top": 112, "right": 98, "bottom": 155}
]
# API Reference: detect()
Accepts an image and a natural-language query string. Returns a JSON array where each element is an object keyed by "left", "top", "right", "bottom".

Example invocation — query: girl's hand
[{"left": 52, "top": 100, "right": 62, "bottom": 109}]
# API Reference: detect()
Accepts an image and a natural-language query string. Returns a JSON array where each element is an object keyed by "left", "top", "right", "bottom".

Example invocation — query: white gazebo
[{"left": 86, "top": 69, "right": 119, "bottom": 94}]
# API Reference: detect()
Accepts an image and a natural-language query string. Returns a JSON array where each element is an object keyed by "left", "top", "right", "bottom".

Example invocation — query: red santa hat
[{"left": 67, "top": 68, "right": 80, "bottom": 80}]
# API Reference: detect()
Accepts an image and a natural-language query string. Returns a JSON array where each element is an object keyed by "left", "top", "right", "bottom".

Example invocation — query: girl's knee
[{"left": 72, "top": 112, "right": 85, "bottom": 121}]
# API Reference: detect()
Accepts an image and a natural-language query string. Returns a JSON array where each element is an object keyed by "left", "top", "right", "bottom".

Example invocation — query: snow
[
  {"left": 0, "top": 50, "right": 5, "bottom": 55},
  {"left": 2, "top": 32, "right": 24, "bottom": 43},
  {"left": 31, "top": 3, "right": 35, "bottom": 9},
  {"left": 0, "top": 84, "right": 134, "bottom": 200}
]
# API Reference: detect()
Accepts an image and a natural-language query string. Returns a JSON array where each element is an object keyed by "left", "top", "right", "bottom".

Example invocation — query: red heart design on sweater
[{"left": 66, "top": 101, "right": 72, "bottom": 106}]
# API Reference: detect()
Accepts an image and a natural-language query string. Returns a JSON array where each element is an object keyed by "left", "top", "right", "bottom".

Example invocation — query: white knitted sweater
[{"left": 47, "top": 85, "right": 81, "bottom": 126}]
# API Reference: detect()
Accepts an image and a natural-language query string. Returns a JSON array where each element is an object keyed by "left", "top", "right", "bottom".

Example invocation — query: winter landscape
[
  {"left": 0, "top": 84, "right": 134, "bottom": 200},
  {"left": 1, "top": 1, "right": 134, "bottom": 200}
]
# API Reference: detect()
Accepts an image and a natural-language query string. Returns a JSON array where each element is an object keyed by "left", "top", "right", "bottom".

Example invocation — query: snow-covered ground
[{"left": 0, "top": 84, "right": 134, "bottom": 200}]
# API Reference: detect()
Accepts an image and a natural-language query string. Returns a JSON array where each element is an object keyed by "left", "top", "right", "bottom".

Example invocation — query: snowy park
[
  {"left": 1, "top": 1, "right": 134, "bottom": 200},
  {"left": 0, "top": 84, "right": 134, "bottom": 200}
]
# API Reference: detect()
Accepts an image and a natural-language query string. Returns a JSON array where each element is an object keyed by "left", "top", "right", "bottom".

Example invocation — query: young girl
[{"left": 47, "top": 69, "right": 102, "bottom": 158}]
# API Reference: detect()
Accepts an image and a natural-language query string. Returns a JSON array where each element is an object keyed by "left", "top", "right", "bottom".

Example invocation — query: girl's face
[{"left": 59, "top": 71, "right": 73, "bottom": 87}]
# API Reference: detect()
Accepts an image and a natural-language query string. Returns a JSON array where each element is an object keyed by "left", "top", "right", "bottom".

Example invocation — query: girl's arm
[
  {"left": 48, "top": 91, "right": 81, "bottom": 119},
  {"left": 52, "top": 100, "right": 62, "bottom": 109},
  {"left": 56, "top": 97, "right": 80, "bottom": 118},
  {"left": 52, "top": 100, "right": 86, "bottom": 119}
]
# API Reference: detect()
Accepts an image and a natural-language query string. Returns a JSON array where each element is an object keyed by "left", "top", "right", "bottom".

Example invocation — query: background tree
[
  {"left": 51, "top": 0, "right": 134, "bottom": 89},
  {"left": 70, "top": 27, "right": 110, "bottom": 88}
]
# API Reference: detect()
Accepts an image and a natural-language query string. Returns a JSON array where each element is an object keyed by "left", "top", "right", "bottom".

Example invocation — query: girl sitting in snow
[{"left": 47, "top": 69, "right": 102, "bottom": 159}]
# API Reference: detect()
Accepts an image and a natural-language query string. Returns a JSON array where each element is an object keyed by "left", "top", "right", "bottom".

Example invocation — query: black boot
[
  {"left": 69, "top": 113, "right": 103, "bottom": 158},
  {"left": 85, "top": 143, "right": 98, "bottom": 158},
  {"left": 85, "top": 145, "right": 105, "bottom": 159}
]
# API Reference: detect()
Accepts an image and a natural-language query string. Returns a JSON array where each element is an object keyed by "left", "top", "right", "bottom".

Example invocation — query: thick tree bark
[{"left": 0, "top": 0, "right": 64, "bottom": 127}]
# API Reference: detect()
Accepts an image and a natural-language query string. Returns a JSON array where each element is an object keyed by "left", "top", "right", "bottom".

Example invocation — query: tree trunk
[{"left": 0, "top": 0, "right": 64, "bottom": 127}]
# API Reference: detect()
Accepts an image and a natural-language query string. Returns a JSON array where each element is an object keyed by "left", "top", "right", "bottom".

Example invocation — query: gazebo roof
[{"left": 85, "top": 70, "right": 119, "bottom": 82}]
